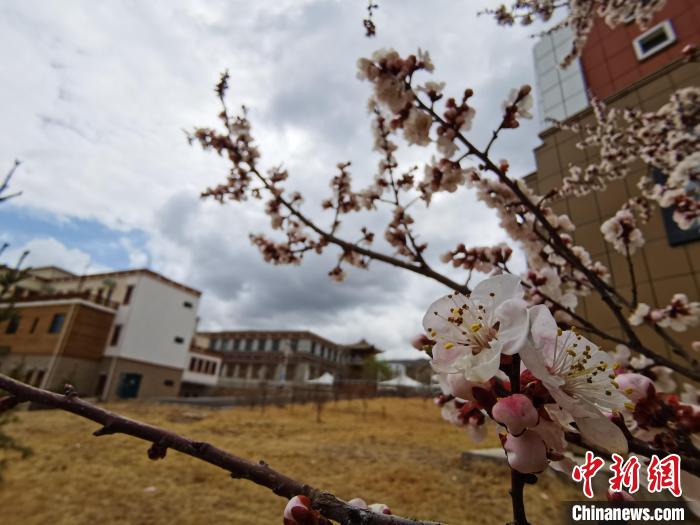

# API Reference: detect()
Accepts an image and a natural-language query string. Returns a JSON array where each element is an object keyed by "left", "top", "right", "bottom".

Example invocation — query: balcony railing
[{"left": 4, "top": 289, "right": 119, "bottom": 310}]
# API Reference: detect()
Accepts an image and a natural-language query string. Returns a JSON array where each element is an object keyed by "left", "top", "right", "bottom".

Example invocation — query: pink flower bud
[
  {"left": 283, "top": 495, "right": 330, "bottom": 525},
  {"left": 504, "top": 430, "right": 548, "bottom": 474},
  {"left": 348, "top": 498, "right": 368, "bottom": 509},
  {"left": 369, "top": 503, "right": 392, "bottom": 515},
  {"left": 492, "top": 394, "right": 539, "bottom": 435},
  {"left": 615, "top": 373, "right": 654, "bottom": 403}
]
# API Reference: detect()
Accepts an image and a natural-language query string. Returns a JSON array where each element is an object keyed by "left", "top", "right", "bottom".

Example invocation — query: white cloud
[{"left": 4, "top": 237, "right": 111, "bottom": 275}]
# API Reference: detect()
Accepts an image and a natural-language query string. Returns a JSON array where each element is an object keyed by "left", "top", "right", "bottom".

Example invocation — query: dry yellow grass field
[{"left": 0, "top": 397, "right": 580, "bottom": 524}]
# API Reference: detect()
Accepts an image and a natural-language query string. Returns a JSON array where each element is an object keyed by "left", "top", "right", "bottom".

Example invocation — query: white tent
[
  {"left": 306, "top": 372, "right": 335, "bottom": 385},
  {"left": 379, "top": 373, "right": 424, "bottom": 388}
]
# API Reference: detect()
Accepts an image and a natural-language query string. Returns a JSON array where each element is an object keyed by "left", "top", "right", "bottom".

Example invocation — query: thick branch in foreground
[{"left": 0, "top": 374, "right": 440, "bottom": 525}]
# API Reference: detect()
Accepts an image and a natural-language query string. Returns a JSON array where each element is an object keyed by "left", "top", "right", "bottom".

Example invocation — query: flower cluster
[
  {"left": 440, "top": 243, "right": 512, "bottom": 273},
  {"left": 562, "top": 88, "right": 700, "bottom": 231},
  {"left": 629, "top": 294, "right": 700, "bottom": 332},
  {"left": 600, "top": 208, "right": 644, "bottom": 255},
  {"left": 501, "top": 85, "right": 534, "bottom": 129},
  {"left": 424, "top": 274, "right": 634, "bottom": 474}
]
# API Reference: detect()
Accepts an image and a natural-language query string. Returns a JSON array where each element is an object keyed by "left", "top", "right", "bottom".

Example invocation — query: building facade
[
  {"left": 526, "top": 0, "right": 700, "bottom": 361},
  {"left": 0, "top": 267, "right": 203, "bottom": 400},
  {"left": 195, "top": 330, "right": 383, "bottom": 390}
]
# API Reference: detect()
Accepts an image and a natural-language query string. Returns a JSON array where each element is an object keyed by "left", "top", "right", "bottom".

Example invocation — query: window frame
[
  {"left": 632, "top": 20, "right": 677, "bottom": 61},
  {"left": 48, "top": 313, "right": 66, "bottom": 334}
]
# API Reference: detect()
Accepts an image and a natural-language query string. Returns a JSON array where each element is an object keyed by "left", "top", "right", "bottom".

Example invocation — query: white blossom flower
[
  {"left": 403, "top": 108, "right": 432, "bottom": 146},
  {"left": 628, "top": 303, "right": 651, "bottom": 326},
  {"left": 520, "top": 305, "right": 629, "bottom": 453},
  {"left": 601, "top": 209, "right": 645, "bottom": 255},
  {"left": 423, "top": 274, "right": 530, "bottom": 383}
]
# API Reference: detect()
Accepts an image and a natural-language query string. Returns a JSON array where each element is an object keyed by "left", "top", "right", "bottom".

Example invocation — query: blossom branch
[
  {"left": 412, "top": 93, "right": 700, "bottom": 380},
  {"left": 624, "top": 243, "right": 639, "bottom": 307},
  {"left": 0, "top": 374, "right": 441, "bottom": 525}
]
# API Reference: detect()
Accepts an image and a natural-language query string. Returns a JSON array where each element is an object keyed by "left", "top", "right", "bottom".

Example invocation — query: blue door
[{"left": 117, "top": 373, "right": 142, "bottom": 399}]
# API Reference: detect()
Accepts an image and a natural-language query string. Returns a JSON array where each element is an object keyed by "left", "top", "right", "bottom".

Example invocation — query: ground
[{"left": 0, "top": 397, "right": 581, "bottom": 524}]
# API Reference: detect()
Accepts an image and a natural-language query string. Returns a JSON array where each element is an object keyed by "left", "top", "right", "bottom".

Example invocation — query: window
[
  {"left": 174, "top": 336, "right": 185, "bottom": 344},
  {"left": 96, "top": 288, "right": 103, "bottom": 301},
  {"left": 164, "top": 379, "right": 174, "bottom": 387},
  {"left": 633, "top": 20, "right": 676, "bottom": 61},
  {"left": 208, "top": 338, "right": 217, "bottom": 350},
  {"left": 311, "top": 341, "right": 317, "bottom": 355},
  {"left": 123, "top": 285, "right": 134, "bottom": 305},
  {"left": 5, "top": 315, "right": 20, "bottom": 334},
  {"left": 48, "top": 314, "right": 65, "bottom": 334},
  {"left": 233, "top": 339, "right": 241, "bottom": 351},
  {"left": 30, "top": 316, "right": 40, "bottom": 334},
  {"left": 183, "top": 301, "right": 193, "bottom": 309},
  {"left": 271, "top": 339, "right": 280, "bottom": 352},
  {"left": 290, "top": 339, "right": 298, "bottom": 352},
  {"left": 245, "top": 339, "right": 254, "bottom": 351},
  {"left": 652, "top": 168, "right": 700, "bottom": 246},
  {"left": 110, "top": 324, "right": 122, "bottom": 346},
  {"left": 257, "top": 338, "right": 266, "bottom": 351},
  {"left": 189, "top": 357, "right": 197, "bottom": 371}
]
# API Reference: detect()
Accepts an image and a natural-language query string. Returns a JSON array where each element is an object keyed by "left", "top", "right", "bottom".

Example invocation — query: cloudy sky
[{"left": 0, "top": 0, "right": 549, "bottom": 359}]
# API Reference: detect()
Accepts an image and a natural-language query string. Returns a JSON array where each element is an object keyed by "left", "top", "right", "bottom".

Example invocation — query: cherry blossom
[
  {"left": 600, "top": 208, "right": 644, "bottom": 255},
  {"left": 423, "top": 274, "right": 530, "bottom": 383},
  {"left": 520, "top": 305, "right": 629, "bottom": 452}
]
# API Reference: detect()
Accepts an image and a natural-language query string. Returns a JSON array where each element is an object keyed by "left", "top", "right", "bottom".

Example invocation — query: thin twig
[{"left": 624, "top": 243, "right": 638, "bottom": 307}]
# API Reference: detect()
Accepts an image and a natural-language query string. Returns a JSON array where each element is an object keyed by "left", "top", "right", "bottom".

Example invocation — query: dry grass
[{"left": 0, "top": 397, "right": 579, "bottom": 524}]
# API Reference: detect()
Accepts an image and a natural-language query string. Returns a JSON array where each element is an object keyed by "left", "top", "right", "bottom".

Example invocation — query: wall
[
  {"left": 526, "top": 60, "right": 700, "bottom": 361},
  {"left": 105, "top": 274, "right": 199, "bottom": 370},
  {"left": 0, "top": 301, "right": 113, "bottom": 360},
  {"left": 0, "top": 354, "right": 102, "bottom": 395},
  {"left": 99, "top": 357, "right": 182, "bottom": 401},
  {"left": 580, "top": 0, "right": 700, "bottom": 99}
]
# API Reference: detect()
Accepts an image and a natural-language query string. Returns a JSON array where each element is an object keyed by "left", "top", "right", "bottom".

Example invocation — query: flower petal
[
  {"left": 459, "top": 342, "right": 502, "bottom": 383},
  {"left": 575, "top": 415, "right": 628, "bottom": 454},
  {"left": 504, "top": 430, "right": 548, "bottom": 474},
  {"left": 495, "top": 298, "right": 530, "bottom": 355},
  {"left": 472, "top": 274, "right": 523, "bottom": 309}
]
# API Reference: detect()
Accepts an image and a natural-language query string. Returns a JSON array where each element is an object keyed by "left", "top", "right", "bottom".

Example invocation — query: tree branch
[{"left": 0, "top": 374, "right": 441, "bottom": 525}]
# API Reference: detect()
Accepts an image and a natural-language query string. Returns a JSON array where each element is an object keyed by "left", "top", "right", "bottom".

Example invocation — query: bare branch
[{"left": 0, "top": 374, "right": 441, "bottom": 525}]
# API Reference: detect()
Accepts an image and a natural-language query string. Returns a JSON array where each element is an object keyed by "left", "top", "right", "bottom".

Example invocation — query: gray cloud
[{"left": 0, "top": 0, "right": 548, "bottom": 358}]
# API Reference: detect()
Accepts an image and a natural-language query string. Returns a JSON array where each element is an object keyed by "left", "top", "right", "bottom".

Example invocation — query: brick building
[{"left": 526, "top": 0, "right": 700, "bottom": 359}]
